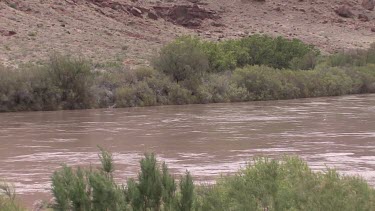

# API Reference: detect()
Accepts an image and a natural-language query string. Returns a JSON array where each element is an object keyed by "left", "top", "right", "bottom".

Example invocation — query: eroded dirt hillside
[{"left": 0, "top": 0, "right": 374, "bottom": 66}]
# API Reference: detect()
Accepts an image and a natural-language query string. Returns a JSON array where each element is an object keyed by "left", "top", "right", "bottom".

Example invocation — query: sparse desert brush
[{"left": 325, "top": 42, "right": 375, "bottom": 67}]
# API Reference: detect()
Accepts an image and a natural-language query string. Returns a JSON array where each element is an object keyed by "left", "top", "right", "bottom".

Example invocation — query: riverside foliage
[
  {"left": 0, "top": 35, "right": 374, "bottom": 112},
  {"left": 2, "top": 149, "right": 375, "bottom": 210},
  {"left": 47, "top": 149, "right": 375, "bottom": 211}
]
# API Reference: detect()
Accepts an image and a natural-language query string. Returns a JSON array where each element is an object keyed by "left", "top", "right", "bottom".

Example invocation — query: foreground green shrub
[
  {"left": 52, "top": 149, "right": 194, "bottom": 211},
  {"left": 178, "top": 172, "right": 194, "bottom": 211},
  {"left": 52, "top": 148, "right": 126, "bottom": 211},
  {"left": 196, "top": 156, "right": 375, "bottom": 211},
  {"left": 51, "top": 149, "right": 375, "bottom": 211}
]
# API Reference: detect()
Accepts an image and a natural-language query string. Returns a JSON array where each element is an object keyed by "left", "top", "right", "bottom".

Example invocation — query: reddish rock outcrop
[
  {"left": 154, "top": 4, "right": 219, "bottom": 28},
  {"left": 358, "top": 14, "right": 369, "bottom": 22},
  {"left": 362, "top": 0, "right": 374, "bottom": 10},
  {"left": 0, "top": 30, "right": 16, "bottom": 36},
  {"left": 335, "top": 6, "right": 353, "bottom": 18}
]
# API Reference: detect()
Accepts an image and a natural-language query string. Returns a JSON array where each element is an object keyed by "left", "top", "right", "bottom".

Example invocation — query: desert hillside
[{"left": 1, "top": 0, "right": 374, "bottom": 66}]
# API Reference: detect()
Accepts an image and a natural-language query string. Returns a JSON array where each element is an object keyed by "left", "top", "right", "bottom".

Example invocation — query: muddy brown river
[{"left": 1, "top": 94, "right": 375, "bottom": 208}]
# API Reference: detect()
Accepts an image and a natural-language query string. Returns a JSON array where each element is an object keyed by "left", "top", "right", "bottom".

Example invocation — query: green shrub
[
  {"left": 196, "top": 73, "right": 232, "bottom": 103},
  {"left": 0, "top": 65, "right": 60, "bottom": 112},
  {"left": 178, "top": 171, "right": 195, "bottom": 211},
  {"left": 112, "top": 67, "right": 192, "bottom": 107},
  {"left": 238, "top": 35, "right": 319, "bottom": 69},
  {"left": 196, "top": 156, "right": 375, "bottom": 211},
  {"left": 51, "top": 148, "right": 126, "bottom": 211},
  {"left": 326, "top": 43, "right": 375, "bottom": 67},
  {"left": 161, "top": 162, "right": 177, "bottom": 210},
  {"left": 117, "top": 81, "right": 158, "bottom": 107},
  {"left": 154, "top": 35, "right": 318, "bottom": 75},
  {"left": 230, "top": 64, "right": 375, "bottom": 101},
  {"left": 232, "top": 66, "right": 289, "bottom": 100},
  {"left": 203, "top": 35, "right": 318, "bottom": 70},
  {"left": 200, "top": 41, "right": 238, "bottom": 72},
  {"left": 167, "top": 83, "right": 193, "bottom": 105},
  {"left": 290, "top": 51, "right": 319, "bottom": 70},
  {"left": 0, "top": 55, "right": 95, "bottom": 112},
  {"left": 153, "top": 36, "right": 209, "bottom": 83},
  {"left": 46, "top": 55, "right": 95, "bottom": 109},
  {"left": 89, "top": 171, "right": 126, "bottom": 211},
  {"left": 134, "top": 153, "right": 164, "bottom": 209},
  {"left": 127, "top": 153, "right": 184, "bottom": 211},
  {"left": 354, "top": 64, "right": 375, "bottom": 93}
]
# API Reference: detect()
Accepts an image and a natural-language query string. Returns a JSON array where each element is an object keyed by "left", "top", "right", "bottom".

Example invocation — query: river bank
[
  {"left": 2, "top": 148, "right": 375, "bottom": 210},
  {"left": 1, "top": 35, "right": 374, "bottom": 113}
]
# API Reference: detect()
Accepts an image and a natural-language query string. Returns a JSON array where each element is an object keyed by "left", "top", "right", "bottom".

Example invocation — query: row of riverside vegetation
[
  {"left": 2, "top": 149, "right": 375, "bottom": 210},
  {"left": 0, "top": 34, "right": 374, "bottom": 112}
]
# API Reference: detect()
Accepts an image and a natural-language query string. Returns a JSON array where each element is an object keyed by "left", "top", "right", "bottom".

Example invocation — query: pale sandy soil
[{"left": 0, "top": 0, "right": 374, "bottom": 67}]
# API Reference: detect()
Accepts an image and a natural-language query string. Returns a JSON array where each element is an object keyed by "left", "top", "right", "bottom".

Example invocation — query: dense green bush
[
  {"left": 199, "top": 40, "right": 238, "bottom": 72},
  {"left": 154, "top": 35, "right": 319, "bottom": 74},
  {"left": 231, "top": 64, "right": 375, "bottom": 101},
  {"left": 0, "top": 56, "right": 95, "bottom": 112},
  {"left": 46, "top": 55, "right": 96, "bottom": 109},
  {"left": 153, "top": 36, "right": 209, "bottom": 83},
  {"left": 237, "top": 35, "right": 319, "bottom": 69}
]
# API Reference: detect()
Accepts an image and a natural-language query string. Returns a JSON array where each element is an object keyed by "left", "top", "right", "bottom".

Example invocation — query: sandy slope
[{"left": 0, "top": 0, "right": 374, "bottom": 66}]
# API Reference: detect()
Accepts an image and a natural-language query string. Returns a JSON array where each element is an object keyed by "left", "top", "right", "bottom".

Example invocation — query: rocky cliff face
[{"left": 1, "top": 0, "right": 374, "bottom": 66}]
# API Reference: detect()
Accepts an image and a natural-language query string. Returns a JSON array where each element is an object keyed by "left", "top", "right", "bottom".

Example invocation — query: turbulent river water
[{"left": 0, "top": 94, "right": 374, "bottom": 207}]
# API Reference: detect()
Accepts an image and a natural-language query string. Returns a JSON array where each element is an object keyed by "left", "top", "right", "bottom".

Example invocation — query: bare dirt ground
[{"left": 0, "top": 0, "right": 374, "bottom": 67}]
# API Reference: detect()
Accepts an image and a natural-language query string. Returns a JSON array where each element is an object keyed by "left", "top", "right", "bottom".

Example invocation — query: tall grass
[{"left": 0, "top": 182, "right": 24, "bottom": 211}]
